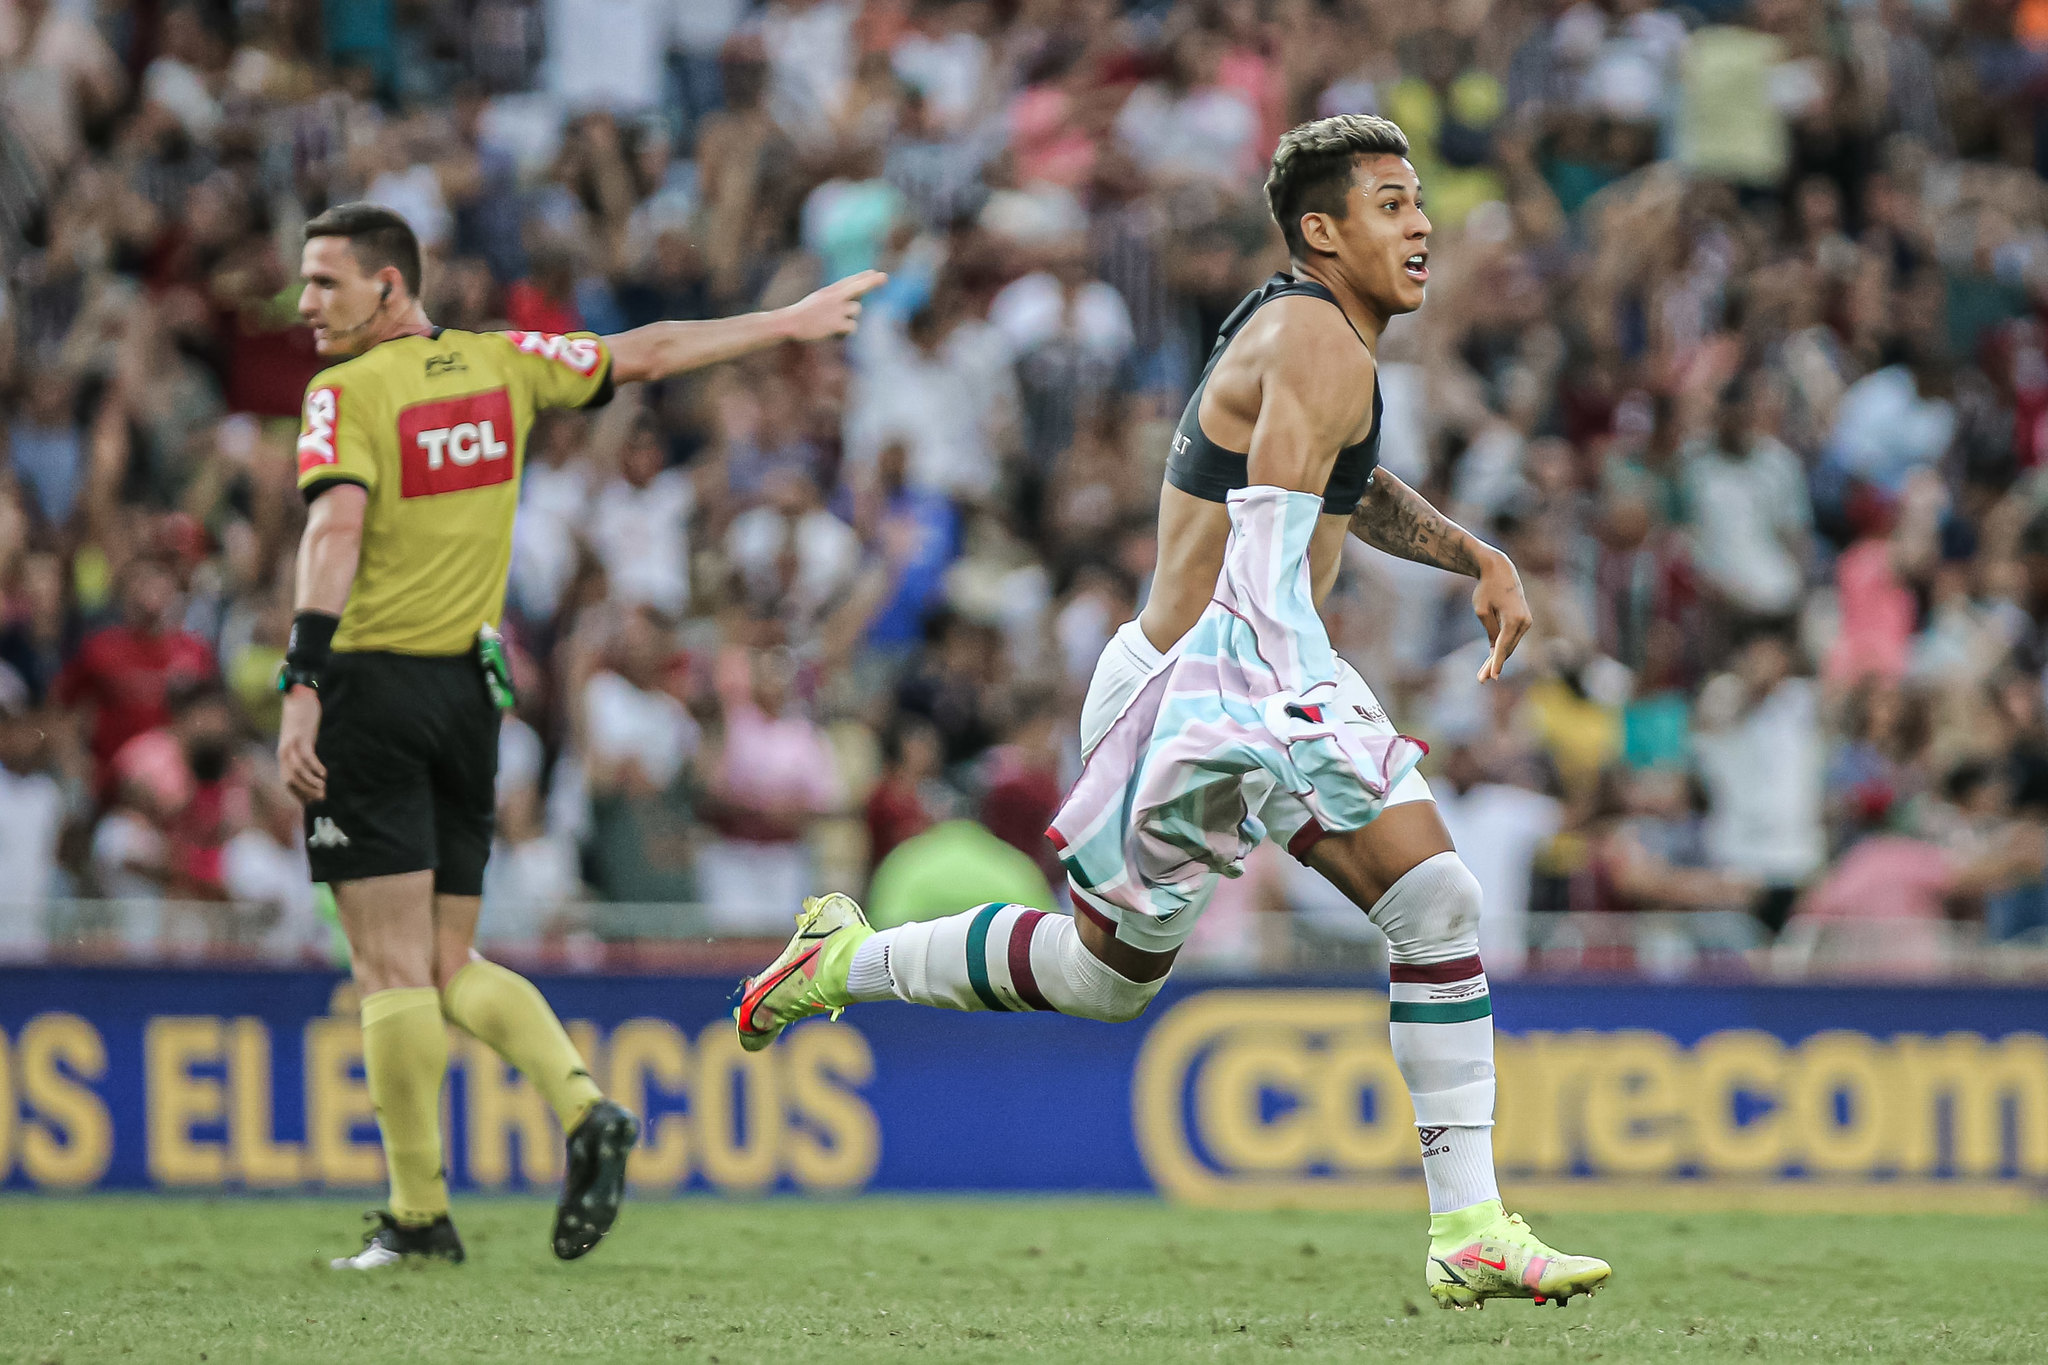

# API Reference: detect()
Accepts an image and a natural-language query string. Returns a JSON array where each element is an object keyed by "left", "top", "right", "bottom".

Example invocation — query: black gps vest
[{"left": 1164, "top": 272, "right": 1381, "bottom": 515}]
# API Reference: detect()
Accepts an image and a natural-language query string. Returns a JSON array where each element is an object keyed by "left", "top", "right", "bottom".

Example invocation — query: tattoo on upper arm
[{"left": 1350, "top": 471, "right": 1484, "bottom": 576}]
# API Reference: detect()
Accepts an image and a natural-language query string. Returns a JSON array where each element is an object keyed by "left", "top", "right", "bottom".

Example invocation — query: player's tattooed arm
[
  {"left": 1348, "top": 467, "right": 1486, "bottom": 576},
  {"left": 1351, "top": 469, "right": 1534, "bottom": 683}
]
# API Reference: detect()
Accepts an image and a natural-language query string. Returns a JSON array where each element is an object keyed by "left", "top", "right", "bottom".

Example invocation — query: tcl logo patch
[
  {"left": 398, "top": 389, "right": 517, "bottom": 498},
  {"left": 504, "top": 330, "right": 602, "bottom": 377},
  {"left": 297, "top": 386, "right": 340, "bottom": 474}
]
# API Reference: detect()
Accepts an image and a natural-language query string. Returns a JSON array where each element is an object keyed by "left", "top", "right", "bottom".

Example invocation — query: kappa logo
[
  {"left": 504, "top": 330, "right": 602, "bottom": 377},
  {"left": 296, "top": 386, "right": 340, "bottom": 474},
  {"left": 308, "top": 817, "right": 351, "bottom": 849}
]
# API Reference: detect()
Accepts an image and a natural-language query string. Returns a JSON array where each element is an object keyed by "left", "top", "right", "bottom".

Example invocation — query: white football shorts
[{"left": 1069, "top": 619, "right": 1433, "bottom": 951}]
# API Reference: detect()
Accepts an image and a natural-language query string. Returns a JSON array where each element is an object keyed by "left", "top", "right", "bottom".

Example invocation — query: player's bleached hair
[{"left": 1265, "top": 114, "right": 1411, "bottom": 259}]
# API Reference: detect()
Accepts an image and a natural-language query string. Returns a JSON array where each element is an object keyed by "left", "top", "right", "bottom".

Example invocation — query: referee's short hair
[
  {"left": 1265, "top": 114, "right": 1411, "bottom": 260},
  {"left": 305, "top": 202, "right": 422, "bottom": 297}
]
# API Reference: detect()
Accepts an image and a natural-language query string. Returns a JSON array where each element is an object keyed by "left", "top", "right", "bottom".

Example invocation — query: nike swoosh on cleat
[
  {"left": 1473, "top": 1254, "right": 1507, "bottom": 1271},
  {"left": 736, "top": 944, "right": 824, "bottom": 1035}
]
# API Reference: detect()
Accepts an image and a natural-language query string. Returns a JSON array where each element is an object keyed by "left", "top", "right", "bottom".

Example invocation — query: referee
[{"left": 279, "top": 203, "right": 881, "bottom": 1269}]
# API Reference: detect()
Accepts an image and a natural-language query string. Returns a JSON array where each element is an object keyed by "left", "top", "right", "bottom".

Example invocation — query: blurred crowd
[{"left": 11, "top": 0, "right": 2048, "bottom": 975}]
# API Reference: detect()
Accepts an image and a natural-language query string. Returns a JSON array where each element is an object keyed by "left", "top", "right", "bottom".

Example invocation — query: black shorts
[{"left": 304, "top": 651, "right": 498, "bottom": 895}]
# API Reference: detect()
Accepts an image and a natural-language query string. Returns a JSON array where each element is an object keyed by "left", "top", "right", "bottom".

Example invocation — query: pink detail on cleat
[{"left": 736, "top": 944, "right": 824, "bottom": 1036}]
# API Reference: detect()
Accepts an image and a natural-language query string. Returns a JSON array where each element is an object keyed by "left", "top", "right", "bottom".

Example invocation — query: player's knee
[
  {"left": 1092, "top": 984, "right": 1158, "bottom": 1024},
  {"left": 1371, "top": 850, "right": 1483, "bottom": 964},
  {"left": 1059, "top": 933, "right": 1167, "bottom": 1023}
]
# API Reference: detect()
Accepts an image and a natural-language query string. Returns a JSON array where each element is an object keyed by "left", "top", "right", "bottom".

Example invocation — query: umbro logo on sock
[
  {"left": 1418, "top": 1126, "right": 1449, "bottom": 1149},
  {"left": 309, "top": 817, "right": 351, "bottom": 849}
]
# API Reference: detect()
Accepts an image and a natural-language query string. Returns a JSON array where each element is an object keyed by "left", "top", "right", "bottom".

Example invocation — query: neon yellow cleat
[
  {"left": 1425, "top": 1200, "right": 1612, "bottom": 1310},
  {"left": 732, "top": 894, "right": 874, "bottom": 1052}
]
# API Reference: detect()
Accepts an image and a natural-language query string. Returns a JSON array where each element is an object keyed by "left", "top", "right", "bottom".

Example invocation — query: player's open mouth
[{"left": 1404, "top": 254, "right": 1429, "bottom": 282}]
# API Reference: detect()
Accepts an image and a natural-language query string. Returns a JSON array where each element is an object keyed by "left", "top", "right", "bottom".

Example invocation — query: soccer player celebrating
[
  {"left": 735, "top": 117, "right": 1612, "bottom": 1310},
  {"left": 281, "top": 203, "right": 880, "bottom": 1268}
]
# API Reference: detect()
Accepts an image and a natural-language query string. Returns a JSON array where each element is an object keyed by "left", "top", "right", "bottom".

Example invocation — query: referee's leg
[
  {"left": 427, "top": 673, "right": 638, "bottom": 1260},
  {"left": 331, "top": 871, "right": 453, "bottom": 1231},
  {"left": 310, "top": 653, "right": 464, "bottom": 1261},
  {"left": 431, "top": 891, "right": 605, "bottom": 1134}
]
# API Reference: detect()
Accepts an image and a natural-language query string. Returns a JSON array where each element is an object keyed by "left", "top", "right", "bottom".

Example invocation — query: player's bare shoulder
[{"left": 1229, "top": 295, "right": 1376, "bottom": 436}]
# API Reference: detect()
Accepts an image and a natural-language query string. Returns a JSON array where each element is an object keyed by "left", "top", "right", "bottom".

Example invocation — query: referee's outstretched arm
[
  {"left": 276, "top": 258, "right": 887, "bottom": 803},
  {"left": 604, "top": 268, "right": 887, "bottom": 384}
]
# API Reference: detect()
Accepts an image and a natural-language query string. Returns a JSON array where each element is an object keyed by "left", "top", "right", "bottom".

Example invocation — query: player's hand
[
  {"left": 1473, "top": 552, "right": 1534, "bottom": 684},
  {"left": 277, "top": 686, "right": 327, "bottom": 804},
  {"left": 779, "top": 270, "right": 887, "bottom": 342}
]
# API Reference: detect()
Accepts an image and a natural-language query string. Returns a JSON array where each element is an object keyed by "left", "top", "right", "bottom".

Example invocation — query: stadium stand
[{"left": 6, "top": 0, "right": 2048, "bottom": 981}]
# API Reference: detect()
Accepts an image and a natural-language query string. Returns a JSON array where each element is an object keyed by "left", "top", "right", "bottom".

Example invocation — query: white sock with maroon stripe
[
  {"left": 844, "top": 903, "right": 1162, "bottom": 1021},
  {"left": 1370, "top": 852, "right": 1501, "bottom": 1214}
]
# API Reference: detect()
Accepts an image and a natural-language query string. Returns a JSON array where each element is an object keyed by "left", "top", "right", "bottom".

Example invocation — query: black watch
[{"left": 276, "top": 661, "right": 322, "bottom": 694}]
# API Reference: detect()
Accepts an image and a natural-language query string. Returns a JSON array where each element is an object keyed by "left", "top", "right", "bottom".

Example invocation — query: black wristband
[{"left": 286, "top": 611, "right": 340, "bottom": 676}]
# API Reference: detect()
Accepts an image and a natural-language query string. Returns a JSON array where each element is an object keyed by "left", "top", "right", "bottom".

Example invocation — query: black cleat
[
  {"left": 554, "top": 1099, "right": 639, "bottom": 1260},
  {"left": 331, "top": 1211, "right": 465, "bottom": 1269}
]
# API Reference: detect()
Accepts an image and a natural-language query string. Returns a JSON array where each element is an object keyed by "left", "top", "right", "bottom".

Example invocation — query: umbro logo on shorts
[{"left": 308, "top": 817, "right": 351, "bottom": 849}]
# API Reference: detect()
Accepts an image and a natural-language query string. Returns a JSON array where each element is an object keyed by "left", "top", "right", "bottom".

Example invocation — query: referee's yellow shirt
[{"left": 294, "top": 328, "right": 613, "bottom": 655}]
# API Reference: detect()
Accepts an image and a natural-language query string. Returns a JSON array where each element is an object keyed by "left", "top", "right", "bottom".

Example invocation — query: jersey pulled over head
[
  {"left": 1264, "top": 114, "right": 1431, "bottom": 325},
  {"left": 299, "top": 202, "right": 424, "bottom": 359}
]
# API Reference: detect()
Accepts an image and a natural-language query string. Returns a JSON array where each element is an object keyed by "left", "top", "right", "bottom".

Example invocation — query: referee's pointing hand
[{"left": 781, "top": 270, "right": 888, "bottom": 343}]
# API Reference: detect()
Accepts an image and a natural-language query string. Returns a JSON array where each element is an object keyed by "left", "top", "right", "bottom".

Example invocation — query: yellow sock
[
  {"left": 360, "top": 986, "right": 450, "bottom": 1226},
  {"left": 441, "top": 959, "right": 603, "bottom": 1131}
]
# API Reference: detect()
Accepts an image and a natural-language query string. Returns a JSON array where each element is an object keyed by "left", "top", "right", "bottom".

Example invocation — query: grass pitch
[{"left": 2, "top": 1197, "right": 2043, "bottom": 1364}]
